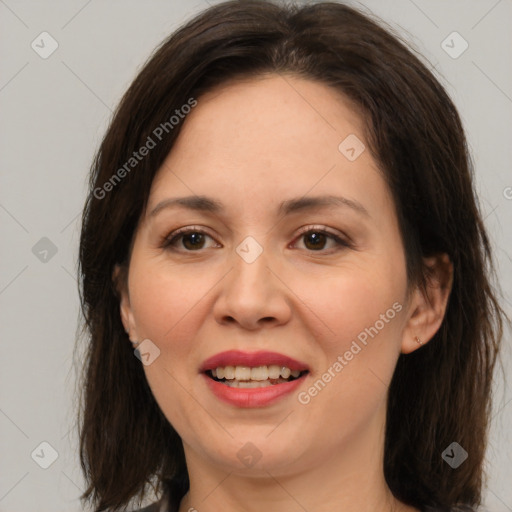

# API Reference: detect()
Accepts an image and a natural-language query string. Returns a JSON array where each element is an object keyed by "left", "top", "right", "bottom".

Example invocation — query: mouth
[
  {"left": 200, "top": 350, "right": 310, "bottom": 407},
  {"left": 205, "top": 365, "right": 309, "bottom": 388}
]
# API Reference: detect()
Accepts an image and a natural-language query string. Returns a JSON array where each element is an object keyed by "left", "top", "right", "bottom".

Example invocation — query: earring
[
  {"left": 414, "top": 336, "right": 423, "bottom": 345},
  {"left": 126, "top": 330, "right": 140, "bottom": 348}
]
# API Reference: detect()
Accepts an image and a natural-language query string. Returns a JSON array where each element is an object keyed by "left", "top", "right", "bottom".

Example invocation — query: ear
[
  {"left": 400, "top": 253, "right": 453, "bottom": 354},
  {"left": 112, "top": 264, "right": 140, "bottom": 343}
]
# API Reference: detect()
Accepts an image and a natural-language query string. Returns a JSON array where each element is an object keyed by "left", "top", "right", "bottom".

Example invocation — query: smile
[
  {"left": 200, "top": 350, "right": 310, "bottom": 407},
  {"left": 207, "top": 365, "right": 307, "bottom": 388}
]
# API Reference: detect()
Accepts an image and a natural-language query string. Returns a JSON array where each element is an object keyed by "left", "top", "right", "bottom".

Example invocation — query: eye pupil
[
  {"left": 304, "top": 232, "right": 326, "bottom": 250},
  {"left": 167, "top": 228, "right": 343, "bottom": 253},
  {"left": 183, "top": 232, "right": 205, "bottom": 250}
]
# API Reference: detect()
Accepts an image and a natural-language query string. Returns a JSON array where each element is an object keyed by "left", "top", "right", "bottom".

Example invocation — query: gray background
[{"left": 0, "top": 0, "right": 511, "bottom": 510}]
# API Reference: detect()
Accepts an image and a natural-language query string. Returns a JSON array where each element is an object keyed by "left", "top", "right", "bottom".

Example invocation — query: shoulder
[
  {"left": 129, "top": 501, "right": 165, "bottom": 512},
  {"left": 129, "top": 488, "right": 175, "bottom": 512},
  {"left": 423, "top": 506, "right": 484, "bottom": 512}
]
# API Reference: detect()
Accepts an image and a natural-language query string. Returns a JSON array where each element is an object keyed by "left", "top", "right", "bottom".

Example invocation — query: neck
[{"left": 177, "top": 403, "right": 419, "bottom": 512}]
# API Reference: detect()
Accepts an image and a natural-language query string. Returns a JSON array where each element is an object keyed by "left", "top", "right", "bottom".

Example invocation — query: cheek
[
  {"left": 128, "top": 258, "right": 212, "bottom": 343},
  {"left": 298, "top": 259, "right": 405, "bottom": 348},
  {"left": 127, "top": 258, "right": 210, "bottom": 424},
  {"left": 294, "top": 268, "right": 405, "bottom": 433},
  {"left": 294, "top": 257, "right": 407, "bottom": 420}
]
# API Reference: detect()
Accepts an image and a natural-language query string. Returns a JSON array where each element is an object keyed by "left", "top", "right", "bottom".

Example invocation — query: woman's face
[{"left": 119, "top": 74, "right": 420, "bottom": 476}]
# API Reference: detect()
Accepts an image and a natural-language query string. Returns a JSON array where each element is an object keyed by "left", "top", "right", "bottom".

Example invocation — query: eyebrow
[{"left": 149, "top": 194, "right": 371, "bottom": 219}]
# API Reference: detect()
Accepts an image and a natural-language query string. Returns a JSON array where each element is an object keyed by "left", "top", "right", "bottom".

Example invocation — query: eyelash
[{"left": 161, "top": 225, "right": 352, "bottom": 253}]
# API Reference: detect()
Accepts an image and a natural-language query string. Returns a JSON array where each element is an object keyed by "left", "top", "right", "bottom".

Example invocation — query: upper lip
[{"left": 200, "top": 350, "right": 310, "bottom": 372}]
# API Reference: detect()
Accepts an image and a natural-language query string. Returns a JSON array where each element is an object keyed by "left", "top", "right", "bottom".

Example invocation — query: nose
[{"left": 213, "top": 242, "right": 292, "bottom": 330}]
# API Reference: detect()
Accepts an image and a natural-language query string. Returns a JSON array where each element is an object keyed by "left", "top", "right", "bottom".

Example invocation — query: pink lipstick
[{"left": 200, "top": 350, "right": 310, "bottom": 408}]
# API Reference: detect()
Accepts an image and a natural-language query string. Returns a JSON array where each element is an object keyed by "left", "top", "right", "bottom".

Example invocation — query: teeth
[
  {"left": 224, "top": 365, "right": 235, "bottom": 380},
  {"left": 224, "top": 378, "right": 291, "bottom": 388},
  {"left": 281, "top": 367, "right": 291, "bottom": 379},
  {"left": 268, "top": 365, "right": 281, "bottom": 379},
  {"left": 234, "top": 366, "right": 252, "bottom": 380},
  {"left": 210, "top": 365, "right": 304, "bottom": 381},
  {"left": 237, "top": 380, "right": 272, "bottom": 388},
  {"left": 251, "top": 366, "right": 269, "bottom": 381}
]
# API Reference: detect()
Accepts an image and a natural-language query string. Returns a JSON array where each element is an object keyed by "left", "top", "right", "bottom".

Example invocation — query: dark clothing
[
  {"left": 132, "top": 494, "right": 478, "bottom": 512},
  {"left": 132, "top": 499, "right": 167, "bottom": 512}
]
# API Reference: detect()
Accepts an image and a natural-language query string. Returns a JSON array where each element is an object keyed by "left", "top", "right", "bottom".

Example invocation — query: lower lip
[{"left": 202, "top": 373, "right": 307, "bottom": 408}]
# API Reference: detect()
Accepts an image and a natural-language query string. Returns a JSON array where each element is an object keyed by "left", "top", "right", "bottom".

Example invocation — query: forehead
[
  {"left": 170, "top": 73, "right": 367, "bottom": 158},
  {"left": 147, "top": 73, "right": 392, "bottom": 225}
]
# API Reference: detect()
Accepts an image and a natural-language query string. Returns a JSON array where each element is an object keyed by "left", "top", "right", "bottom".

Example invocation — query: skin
[{"left": 116, "top": 73, "right": 453, "bottom": 512}]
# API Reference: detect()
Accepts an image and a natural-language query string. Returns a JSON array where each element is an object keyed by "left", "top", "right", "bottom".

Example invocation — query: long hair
[{"left": 76, "top": 1, "right": 507, "bottom": 510}]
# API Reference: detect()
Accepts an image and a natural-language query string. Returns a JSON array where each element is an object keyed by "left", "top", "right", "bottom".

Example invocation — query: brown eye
[
  {"left": 163, "top": 228, "right": 218, "bottom": 252},
  {"left": 181, "top": 232, "right": 206, "bottom": 250},
  {"left": 293, "top": 227, "right": 351, "bottom": 253},
  {"left": 303, "top": 231, "right": 328, "bottom": 251}
]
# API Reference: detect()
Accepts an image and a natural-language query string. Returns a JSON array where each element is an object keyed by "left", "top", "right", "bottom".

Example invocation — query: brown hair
[{"left": 76, "top": 1, "right": 508, "bottom": 511}]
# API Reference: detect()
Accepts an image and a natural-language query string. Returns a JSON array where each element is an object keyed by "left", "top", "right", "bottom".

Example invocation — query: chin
[{"left": 197, "top": 430, "right": 309, "bottom": 474}]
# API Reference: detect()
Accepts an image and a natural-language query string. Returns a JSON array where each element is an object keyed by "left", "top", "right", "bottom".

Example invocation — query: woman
[{"left": 76, "top": 1, "right": 507, "bottom": 511}]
